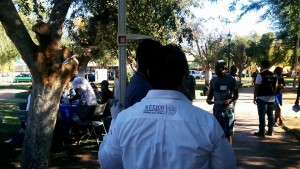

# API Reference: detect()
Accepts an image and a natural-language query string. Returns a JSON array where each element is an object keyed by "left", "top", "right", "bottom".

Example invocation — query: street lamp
[{"left": 227, "top": 32, "right": 232, "bottom": 68}]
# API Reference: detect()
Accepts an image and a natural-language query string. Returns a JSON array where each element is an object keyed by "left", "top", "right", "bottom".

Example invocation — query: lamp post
[
  {"left": 227, "top": 32, "right": 232, "bottom": 68},
  {"left": 293, "top": 33, "right": 299, "bottom": 88}
]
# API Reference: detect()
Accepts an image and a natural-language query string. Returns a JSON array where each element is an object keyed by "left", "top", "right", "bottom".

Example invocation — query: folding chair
[{"left": 88, "top": 103, "right": 108, "bottom": 145}]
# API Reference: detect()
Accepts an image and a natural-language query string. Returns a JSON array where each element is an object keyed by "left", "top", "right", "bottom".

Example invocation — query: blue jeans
[{"left": 256, "top": 98, "right": 275, "bottom": 133}]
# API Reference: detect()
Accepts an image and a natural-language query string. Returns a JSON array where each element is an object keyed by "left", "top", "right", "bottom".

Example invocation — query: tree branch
[
  {"left": 48, "top": 0, "right": 74, "bottom": 46},
  {"left": 0, "top": 0, "right": 37, "bottom": 67}
]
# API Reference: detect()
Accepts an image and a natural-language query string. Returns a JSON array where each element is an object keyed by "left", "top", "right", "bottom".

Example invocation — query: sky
[{"left": 191, "top": 1, "right": 272, "bottom": 37}]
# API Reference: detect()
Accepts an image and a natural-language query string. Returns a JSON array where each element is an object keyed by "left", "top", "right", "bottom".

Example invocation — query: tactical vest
[{"left": 257, "top": 70, "right": 278, "bottom": 96}]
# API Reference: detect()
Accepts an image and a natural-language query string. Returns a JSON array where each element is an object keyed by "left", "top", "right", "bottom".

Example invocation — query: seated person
[
  {"left": 4, "top": 85, "right": 31, "bottom": 145},
  {"left": 22, "top": 85, "right": 32, "bottom": 129},
  {"left": 60, "top": 82, "right": 74, "bottom": 106},
  {"left": 90, "top": 82, "right": 101, "bottom": 99},
  {"left": 98, "top": 80, "right": 113, "bottom": 104},
  {"left": 25, "top": 85, "right": 32, "bottom": 111},
  {"left": 97, "top": 80, "right": 114, "bottom": 129},
  {"left": 69, "top": 75, "right": 97, "bottom": 125}
]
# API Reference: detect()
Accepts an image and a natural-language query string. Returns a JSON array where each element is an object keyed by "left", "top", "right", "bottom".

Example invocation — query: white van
[{"left": 189, "top": 70, "right": 204, "bottom": 79}]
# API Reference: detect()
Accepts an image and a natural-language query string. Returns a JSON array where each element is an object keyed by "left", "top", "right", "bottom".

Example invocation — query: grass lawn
[
  {"left": 0, "top": 84, "right": 31, "bottom": 90},
  {"left": 0, "top": 101, "right": 21, "bottom": 168},
  {"left": 0, "top": 84, "right": 100, "bottom": 168}
]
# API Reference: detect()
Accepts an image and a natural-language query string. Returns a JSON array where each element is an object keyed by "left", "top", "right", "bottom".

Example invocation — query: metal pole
[
  {"left": 227, "top": 32, "right": 231, "bottom": 68},
  {"left": 293, "top": 33, "right": 299, "bottom": 89},
  {"left": 228, "top": 41, "right": 230, "bottom": 68},
  {"left": 118, "top": 0, "right": 126, "bottom": 107}
]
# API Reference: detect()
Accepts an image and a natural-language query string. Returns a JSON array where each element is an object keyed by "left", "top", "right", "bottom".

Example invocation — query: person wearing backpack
[{"left": 253, "top": 60, "right": 278, "bottom": 137}]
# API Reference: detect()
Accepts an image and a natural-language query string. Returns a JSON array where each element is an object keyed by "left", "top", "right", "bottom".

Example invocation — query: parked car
[
  {"left": 0, "top": 74, "right": 13, "bottom": 83},
  {"left": 14, "top": 74, "right": 32, "bottom": 83},
  {"left": 189, "top": 70, "right": 204, "bottom": 79}
]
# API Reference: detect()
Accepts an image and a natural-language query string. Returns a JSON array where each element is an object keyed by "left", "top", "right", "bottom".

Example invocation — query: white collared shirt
[{"left": 99, "top": 90, "right": 236, "bottom": 169}]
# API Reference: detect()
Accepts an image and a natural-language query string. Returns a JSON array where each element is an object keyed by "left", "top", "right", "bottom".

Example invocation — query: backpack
[{"left": 258, "top": 70, "right": 278, "bottom": 96}]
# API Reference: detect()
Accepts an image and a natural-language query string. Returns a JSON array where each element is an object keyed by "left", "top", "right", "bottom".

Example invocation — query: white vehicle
[{"left": 189, "top": 70, "right": 204, "bottom": 79}]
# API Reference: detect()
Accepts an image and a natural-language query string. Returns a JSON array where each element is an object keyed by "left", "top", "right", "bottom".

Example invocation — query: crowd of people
[
  {"left": 7, "top": 38, "right": 295, "bottom": 168},
  {"left": 54, "top": 39, "right": 289, "bottom": 168},
  {"left": 99, "top": 41, "right": 236, "bottom": 169},
  {"left": 97, "top": 38, "right": 295, "bottom": 168}
]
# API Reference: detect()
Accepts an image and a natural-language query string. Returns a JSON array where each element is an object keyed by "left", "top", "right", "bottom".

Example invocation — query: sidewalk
[{"left": 193, "top": 87, "right": 300, "bottom": 169}]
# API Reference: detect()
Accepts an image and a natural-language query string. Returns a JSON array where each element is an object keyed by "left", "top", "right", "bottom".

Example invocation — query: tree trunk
[
  {"left": 0, "top": 1, "right": 75, "bottom": 168},
  {"left": 77, "top": 54, "right": 91, "bottom": 77},
  {"left": 204, "top": 66, "right": 212, "bottom": 85},
  {"left": 21, "top": 83, "right": 63, "bottom": 168}
]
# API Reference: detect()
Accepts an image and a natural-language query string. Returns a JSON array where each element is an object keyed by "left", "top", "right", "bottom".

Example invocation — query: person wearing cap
[
  {"left": 99, "top": 44, "right": 236, "bottom": 169},
  {"left": 206, "top": 61, "right": 239, "bottom": 144}
]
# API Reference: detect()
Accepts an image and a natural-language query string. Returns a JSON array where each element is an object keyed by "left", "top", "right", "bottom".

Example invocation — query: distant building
[{"left": 14, "top": 58, "right": 30, "bottom": 74}]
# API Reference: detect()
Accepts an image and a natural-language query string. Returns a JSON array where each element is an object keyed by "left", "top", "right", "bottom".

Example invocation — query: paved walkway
[
  {"left": 1, "top": 88, "right": 300, "bottom": 168},
  {"left": 193, "top": 87, "right": 300, "bottom": 169},
  {"left": 0, "top": 89, "right": 26, "bottom": 102}
]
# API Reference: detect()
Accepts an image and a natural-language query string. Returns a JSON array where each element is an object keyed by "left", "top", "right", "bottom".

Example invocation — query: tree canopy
[{"left": 0, "top": 0, "right": 203, "bottom": 168}]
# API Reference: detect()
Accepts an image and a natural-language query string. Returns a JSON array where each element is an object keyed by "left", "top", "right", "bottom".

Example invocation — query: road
[{"left": 193, "top": 86, "right": 300, "bottom": 169}]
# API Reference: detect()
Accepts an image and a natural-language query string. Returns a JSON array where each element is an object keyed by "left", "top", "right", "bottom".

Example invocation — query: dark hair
[
  {"left": 274, "top": 67, "right": 283, "bottom": 75},
  {"left": 136, "top": 39, "right": 162, "bottom": 73},
  {"left": 101, "top": 80, "right": 109, "bottom": 87},
  {"left": 148, "top": 44, "right": 188, "bottom": 90},
  {"left": 261, "top": 60, "right": 270, "bottom": 69},
  {"left": 215, "top": 61, "right": 227, "bottom": 70},
  {"left": 230, "top": 65, "right": 237, "bottom": 72}
]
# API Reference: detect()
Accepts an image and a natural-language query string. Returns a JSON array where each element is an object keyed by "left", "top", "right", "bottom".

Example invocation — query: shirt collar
[{"left": 145, "top": 90, "right": 190, "bottom": 102}]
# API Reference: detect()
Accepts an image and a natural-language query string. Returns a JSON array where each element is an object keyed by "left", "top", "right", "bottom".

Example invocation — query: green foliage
[
  {"left": 0, "top": 25, "right": 19, "bottom": 66},
  {"left": 225, "top": 0, "right": 300, "bottom": 68},
  {"left": 65, "top": 0, "right": 201, "bottom": 67}
]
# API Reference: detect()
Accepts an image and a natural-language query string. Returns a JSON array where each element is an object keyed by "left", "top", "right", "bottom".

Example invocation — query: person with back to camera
[
  {"left": 273, "top": 67, "right": 285, "bottom": 127},
  {"left": 293, "top": 67, "right": 300, "bottom": 111},
  {"left": 251, "top": 70, "right": 258, "bottom": 86},
  {"left": 124, "top": 39, "right": 163, "bottom": 109},
  {"left": 206, "top": 62, "right": 239, "bottom": 145},
  {"left": 99, "top": 44, "right": 236, "bottom": 169},
  {"left": 98, "top": 80, "right": 113, "bottom": 104},
  {"left": 253, "top": 60, "right": 278, "bottom": 137},
  {"left": 229, "top": 65, "right": 243, "bottom": 110},
  {"left": 184, "top": 71, "right": 196, "bottom": 100}
]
